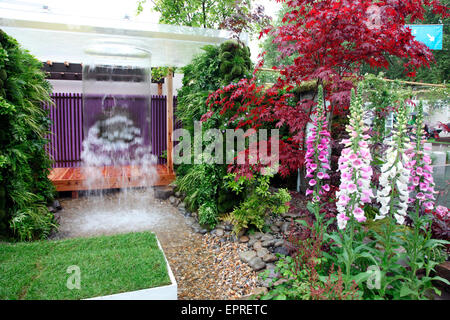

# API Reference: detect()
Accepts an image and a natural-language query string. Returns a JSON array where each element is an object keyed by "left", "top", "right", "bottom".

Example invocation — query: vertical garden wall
[{"left": 0, "top": 30, "right": 56, "bottom": 241}]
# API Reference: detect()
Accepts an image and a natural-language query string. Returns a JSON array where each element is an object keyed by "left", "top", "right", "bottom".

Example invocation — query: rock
[
  {"left": 47, "top": 206, "right": 56, "bottom": 213},
  {"left": 281, "top": 222, "right": 291, "bottom": 234},
  {"left": 178, "top": 202, "right": 186, "bottom": 209},
  {"left": 248, "top": 257, "right": 266, "bottom": 271},
  {"left": 215, "top": 228, "right": 224, "bottom": 237},
  {"left": 436, "top": 261, "right": 450, "bottom": 282},
  {"left": 154, "top": 186, "right": 174, "bottom": 200},
  {"left": 240, "top": 235, "right": 249, "bottom": 243},
  {"left": 250, "top": 287, "right": 268, "bottom": 298},
  {"left": 239, "top": 250, "right": 257, "bottom": 263},
  {"left": 253, "top": 241, "right": 263, "bottom": 251},
  {"left": 250, "top": 232, "right": 263, "bottom": 240},
  {"left": 270, "top": 225, "right": 280, "bottom": 233},
  {"left": 273, "top": 246, "right": 290, "bottom": 257},
  {"left": 257, "top": 248, "right": 270, "bottom": 258},
  {"left": 263, "top": 253, "right": 278, "bottom": 263},
  {"left": 282, "top": 211, "right": 301, "bottom": 219},
  {"left": 52, "top": 200, "right": 62, "bottom": 211},
  {"left": 274, "top": 239, "right": 284, "bottom": 247},
  {"left": 273, "top": 278, "right": 289, "bottom": 286},
  {"left": 199, "top": 228, "right": 208, "bottom": 235},
  {"left": 261, "top": 239, "right": 276, "bottom": 247},
  {"left": 274, "top": 220, "right": 283, "bottom": 228},
  {"left": 185, "top": 217, "right": 196, "bottom": 226},
  {"left": 248, "top": 238, "right": 257, "bottom": 247},
  {"left": 224, "top": 224, "right": 233, "bottom": 232},
  {"left": 183, "top": 211, "right": 192, "bottom": 218},
  {"left": 169, "top": 196, "right": 176, "bottom": 204},
  {"left": 266, "top": 263, "right": 276, "bottom": 270},
  {"left": 174, "top": 198, "right": 181, "bottom": 206},
  {"left": 260, "top": 234, "right": 274, "bottom": 242},
  {"left": 191, "top": 223, "right": 201, "bottom": 233},
  {"left": 175, "top": 191, "right": 181, "bottom": 198}
]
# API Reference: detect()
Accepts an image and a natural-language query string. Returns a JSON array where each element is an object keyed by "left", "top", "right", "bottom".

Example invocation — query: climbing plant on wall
[
  {"left": 175, "top": 40, "right": 253, "bottom": 227},
  {"left": 0, "top": 30, "right": 56, "bottom": 241}
]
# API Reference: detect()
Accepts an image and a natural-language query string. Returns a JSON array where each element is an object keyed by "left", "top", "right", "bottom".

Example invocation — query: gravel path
[{"left": 52, "top": 189, "right": 259, "bottom": 299}]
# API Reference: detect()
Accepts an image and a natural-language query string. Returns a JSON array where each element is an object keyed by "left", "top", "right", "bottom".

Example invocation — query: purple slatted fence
[{"left": 43, "top": 94, "right": 178, "bottom": 168}]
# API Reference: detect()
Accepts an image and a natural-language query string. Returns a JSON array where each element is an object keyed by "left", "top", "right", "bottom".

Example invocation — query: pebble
[
  {"left": 239, "top": 250, "right": 257, "bottom": 263},
  {"left": 270, "top": 225, "right": 280, "bottom": 233},
  {"left": 248, "top": 257, "right": 266, "bottom": 271},
  {"left": 260, "top": 234, "right": 274, "bottom": 242},
  {"left": 239, "top": 235, "right": 249, "bottom": 243},
  {"left": 263, "top": 253, "right": 278, "bottom": 263},
  {"left": 256, "top": 248, "right": 269, "bottom": 258},
  {"left": 253, "top": 241, "right": 263, "bottom": 251},
  {"left": 261, "top": 239, "right": 276, "bottom": 247}
]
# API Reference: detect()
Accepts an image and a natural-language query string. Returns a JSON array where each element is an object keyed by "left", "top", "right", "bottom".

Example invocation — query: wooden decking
[{"left": 49, "top": 165, "right": 175, "bottom": 193}]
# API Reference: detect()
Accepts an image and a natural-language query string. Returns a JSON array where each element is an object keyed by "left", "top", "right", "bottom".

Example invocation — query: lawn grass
[{"left": 0, "top": 232, "right": 171, "bottom": 300}]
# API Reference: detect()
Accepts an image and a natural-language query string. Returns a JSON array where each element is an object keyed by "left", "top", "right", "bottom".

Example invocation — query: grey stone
[
  {"left": 257, "top": 248, "right": 270, "bottom": 258},
  {"left": 266, "top": 263, "right": 276, "bottom": 270},
  {"left": 253, "top": 241, "right": 263, "bottom": 251},
  {"left": 270, "top": 225, "right": 280, "bottom": 233},
  {"left": 261, "top": 239, "right": 276, "bottom": 247},
  {"left": 240, "top": 235, "right": 249, "bottom": 243},
  {"left": 281, "top": 222, "right": 291, "bottom": 234},
  {"left": 48, "top": 206, "right": 56, "bottom": 213},
  {"left": 248, "top": 257, "right": 266, "bottom": 271},
  {"left": 175, "top": 191, "right": 181, "bottom": 198},
  {"left": 224, "top": 224, "right": 233, "bottom": 231},
  {"left": 198, "top": 228, "right": 208, "bottom": 235},
  {"left": 169, "top": 196, "right": 176, "bottom": 204},
  {"left": 250, "top": 232, "right": 263, "bottom": 240},
  {"left": 273, "top": 246, "right": 290, "bottom": 257},
  {"left": 260, "top": 234, "right": 274, "bottom": 242},
  {"left": 185, "top": 217, "right": 196, "bottom": 226},
  {"left": 263, "top": 253, "right": 278, "bottom": 263},
  {"left": 275, "top": 220, "right": 283, "bottom": 228},
  {"left": 178, "top": 202, "right": 186, "bottom": 209},
  {"left": 274, "top": 239, "right": 284, "bottom": 247},
  {"left": 239, "top": 250, "right": 257, "bottom": 263},
  {"left": 282, "top": 211, "right": 301, "bottom": 219},
  {"left": 52, "top": 200, "right": 62, "bottom": 211},
  {"left": 215, "top": 228, "right": 224, "bottom": 237},
  {"left": 154, "top": 186, "right": 174, "bottom": 200},
  {"left": 248, "top": 238, "right": 257, "bottom": 247}
]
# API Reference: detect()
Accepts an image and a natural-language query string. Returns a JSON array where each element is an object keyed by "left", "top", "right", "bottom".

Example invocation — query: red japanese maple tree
[{"left": 204, "top": 0, "right": 448, "bottom": 178}]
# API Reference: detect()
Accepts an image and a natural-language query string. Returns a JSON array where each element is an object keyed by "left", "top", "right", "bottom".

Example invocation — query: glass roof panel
[{"left": 0, "top": 8, "right": 245, "bottom": 67}]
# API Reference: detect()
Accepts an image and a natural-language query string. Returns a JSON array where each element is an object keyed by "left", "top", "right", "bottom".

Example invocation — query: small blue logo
[{"left": 406, "top": 24, "right": 443, "bottom": 50}]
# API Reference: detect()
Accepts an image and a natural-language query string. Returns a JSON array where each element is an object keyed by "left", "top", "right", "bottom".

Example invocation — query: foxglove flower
[
  {"left": 406, "top": 102, "right": 437, "bottom": 211},
  {"left": 336, "top": 87, "right": 374, "bottom": 229},
  {"left": 376, "top": 102, "right": 411, "bottom": 225},
  {"left": 305, "top": 85, "right": 331, "bottom": 200}
]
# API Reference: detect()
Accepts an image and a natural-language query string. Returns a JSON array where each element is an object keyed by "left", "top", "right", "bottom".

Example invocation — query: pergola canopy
[{"left": 0, "top": 8, "right": 246, "bottom": 67}]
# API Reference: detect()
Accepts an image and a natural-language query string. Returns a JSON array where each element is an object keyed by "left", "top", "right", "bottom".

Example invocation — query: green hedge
[{"left": 0, "top": 29, "right": 56, "bottom": 241}]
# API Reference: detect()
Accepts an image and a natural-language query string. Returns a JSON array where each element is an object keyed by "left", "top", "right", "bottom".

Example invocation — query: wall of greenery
[
  {"left": 0, "top": 30, "right": 56, "bottom": 241},
  {"left": 175, "top": 40, "right": 255, "bottom": 228}
]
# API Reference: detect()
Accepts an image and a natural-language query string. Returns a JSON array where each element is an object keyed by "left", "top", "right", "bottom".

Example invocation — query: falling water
[{"left": 71, "top": 39, "right": 162, "bottom": 234}]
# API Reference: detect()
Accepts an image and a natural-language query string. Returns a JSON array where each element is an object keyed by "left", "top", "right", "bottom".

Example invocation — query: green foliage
[
  {"left": 137, "top": 0, "right": 243, "bottom": 29},
  {"left": 174, "top": 41, "right": 253, "bottom": 227},
  {"left": 218, "top": 40, "right": 253, "bottom": 84},
  {"left": 0, "top": 29, "right": 56, "bottom": 241},
  {"left": 225, "top": 173, "right": 291, "bottom": 234}
]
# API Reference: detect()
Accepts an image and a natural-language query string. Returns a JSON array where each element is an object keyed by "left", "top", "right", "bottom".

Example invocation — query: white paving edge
[{"left": 85, "top": 235, "right": 177, "bottom": 300}]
